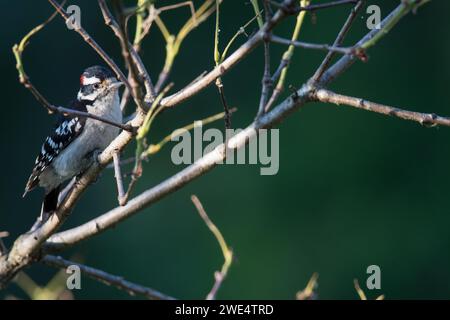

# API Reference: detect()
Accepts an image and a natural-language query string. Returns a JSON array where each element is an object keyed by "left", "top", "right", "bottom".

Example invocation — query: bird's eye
[{"left": 93, "top": 83, "right": 100, "bottom": 89}]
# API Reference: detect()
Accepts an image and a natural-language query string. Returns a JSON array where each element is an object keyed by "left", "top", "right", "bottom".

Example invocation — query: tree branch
[
  {"left": 2, "top": 2, "right": 293, "bottom": 282},
  {"left": 112, "top": 151, "right": 126, "bottom": 206},
  {"left": 44, "top": 82, "right": 312, "bottom": 251},
  {"left": 265, "top": 0, "right": 310, "bottom": 113},
  {"left": 15, "top": 76, "right": 133, "bottom": 132},
  {"left": 317, "top": 1, "right": 425, "bottom": 86},
  {"left": 12, "top": 3, "right": 134, "bottom": 133},
  {"left": 269, "top": 35, "right": 355, "bottom": 55},
  {"left": 1, "top": 0, "right": 429, "bottom": 291},
  {"left": 312, "top": 89, "right": 450, "bottom": 127},
  {"left": 41, "top": 0, "right": 428, "bottom": 253},
  {"left": 42, "top": 255, "right": 175, "bottom": 300},
  {"left": 57, "top": 106, "right": 135, "bottom": 132},
  {"left": 47, "top": 0, "right": 140, "bottom": 106},
  {"left": 159, "top": 0, "right": 296, "bottom": 109},
  {"left": 98, "top": 0, "right": 155, "bottom": 106},
  {"left": 191, "top": 195, "right": 233, "bottom": 300},
  {"left": 256, "top": 0, "right": 272, "bottom": 118},
  {"left": 311, "top": 0, "right": 364, "bottom": 83},
  {"left": 273, "top": 0, "right": 358, "bottom": 14}
]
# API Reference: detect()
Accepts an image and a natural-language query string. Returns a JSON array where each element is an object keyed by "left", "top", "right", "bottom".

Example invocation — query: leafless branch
[
  {"left": 313, "top": 89, "right": 450, "bottom": 127},
  {"left": 191, "top": 195, "right": 233, "bottom": 300},
  {"left": 256, "top": 0, "right": 273, "bottom": 118},
  {"left": 15, "top": 74, "right": 133, "bottom": 132},
  {"left": 296, "top": 273, "right": 319, "bottom": 300},
  {"left": 311, "top": 0, "right": 364, "bottom": 83},
  {"left": 159, "top": 0, "right": 294, "bottom": 109},
  {"left": 112, "top": 151, "right": 126, "bottom": 206},
  {"left": 11, "top": 5, "right": 134, "bottom": 133},
  {"left": 98, "top": 0, "right": 155, "bottom": 107},
  {"left": 1, "top": 0, "right": 431, "bottom": 295},
  {"left": 58, "top": 106, "right": 135, "bottom": 132},
  {"left": 317, "top": 2, "right": 415, "bottom": 86},
  {"left": 272, "top": 0, "right": 358, "bottom": 14},
  {"left": 47, "top": 0, "right": 142, "bottom": 107},
  {"left": 42, "top": 255, "right": 175, "bottom": 300},
  {"left": 354, "top": 278, "right": 384, "bottom": 300},
  {"left": 43, "top": 80, "right": 311, "bottom": 252},
  {"left": 215, "top": 79, "right": 232, "bottom": 130},
  {"left": 264, "top": 0, "right": 310, "bottom": 113},
  {"left": 41, "top": 0, "right": 423, "bottom": 255},
  {"left": 269, "top": 35, "right": 355, "bottom": 55}
]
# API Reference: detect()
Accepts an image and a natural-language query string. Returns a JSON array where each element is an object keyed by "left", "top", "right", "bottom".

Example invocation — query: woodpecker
[{"left": 23, "top": 66, "right": 123, "bottom": 218}]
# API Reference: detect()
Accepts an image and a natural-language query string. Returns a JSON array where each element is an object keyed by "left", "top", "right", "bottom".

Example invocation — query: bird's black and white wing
[{"left": 24, "top": 100, "right": 87, "bottom": 195}]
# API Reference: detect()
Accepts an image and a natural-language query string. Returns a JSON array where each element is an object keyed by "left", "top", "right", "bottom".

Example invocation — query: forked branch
[{"left": 1, "top": 0, "right": 434, "bottom": 297}]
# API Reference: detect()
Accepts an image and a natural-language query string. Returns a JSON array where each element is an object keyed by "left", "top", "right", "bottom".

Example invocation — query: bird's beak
[{"left": 109, "top": 80, "right": 124, "bottom": 90}]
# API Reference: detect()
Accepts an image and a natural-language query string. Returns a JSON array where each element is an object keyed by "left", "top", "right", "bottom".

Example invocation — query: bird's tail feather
[{"left": 41, "top": 186, "right": 61, "bottom": 221}]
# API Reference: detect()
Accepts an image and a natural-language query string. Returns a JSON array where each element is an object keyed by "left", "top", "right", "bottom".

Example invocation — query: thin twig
[
  {"left": 313, "top": 89, "right": 450, "bottom": 127},
  {"left": 11, "top": 2, "right": 63, "bottom": 112},
  {"left": 119, "top": 174, "right": 139, "bottom": 207},
  {"left": 58, "top": 106, "right": 134, "bottom": 132},
  {"left": 131, "top": 0, "right": 152, "bottom": 46},
  {"left": 14, "top": 74, "right": 133, "bottom": 132},
  {"left": 191, "top": 195, "right": 232, "bottom": 300},
  {"left": 250, "top": 0, "right": 264, "bottom": 28},
  {"left": 318, "top": 1, "right": 429, "bottom": 86},
  {"left": 107, "top": 107, "right": 238, "bottom": 168},
  {"left": 120, "top": 86, "right": 131, "bottom": 112},
  {"left": 270, "top": 35, "right": 354, "bottom": 55},
  {"left": 358, "top": 0, "right": 429, "bottom": 51},
  {"left": 115, "top": 1, "right": 156, "bottom": 105},
  {"left": 213, "top": 0, "right": 232, "bottom": 138},
  {"left": 154, "top": 0, "right": 218, "bottom": 93},
  {"left": 42, "top": 255, "right": 175, "bottom": 300},
  {"left": 353, "top": 279, "right": 384, "bottom": 300},
  {"left": 273, "top": 0, "right": 358, "bottom": 14},
  {"left": 296, "top": 273, "right": 319, "bottom": 300},
  {"left": 123, "top": 1, "right": 155, "bottom": 112},
  {"left": 47, "top": 0, "right": 140, "bottom": 105},
  {"left": 216, "top": 80, "right": 232, "bottom": 130},
  {"left": 220, "top": 13, "right": 261, "bottom": 62},
  {"left": 98, "top": 0, "right": 155, "bottom": 108},
  {"left": 311, "top": 0, "right": 364, "bottom": 83},
  {"left": 265, "top": 0, "right": 310, "bottom": 113},
  {"left": 117, "top": 84, "right": 174, "bottom": 206},
  {"left": 354, "top": 279, "right": 367, "bottom": 300},
  {"left": 256, "top": 0, "right": 273, "bottom": 118},
  {"left": 142, "top": 107, "right": 237, "bottom": 159},
  {"left": 113, "top": 151, "right": 126, "bottom": 206},
  {"left": 159, "top": 0, "right": 295, "bottom": 109},
  {"left": 100, "top": 0, "right": 144, "bottom": 110}
]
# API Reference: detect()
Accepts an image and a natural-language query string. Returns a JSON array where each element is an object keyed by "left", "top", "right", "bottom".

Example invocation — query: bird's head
[{"left": 77, "top": 66, "right": 123, "bottom": 102}]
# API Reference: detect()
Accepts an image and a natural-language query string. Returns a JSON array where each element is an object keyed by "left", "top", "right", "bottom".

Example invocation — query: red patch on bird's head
[{"left": 80, "top": 75, "right": 85, "bottom": 85}]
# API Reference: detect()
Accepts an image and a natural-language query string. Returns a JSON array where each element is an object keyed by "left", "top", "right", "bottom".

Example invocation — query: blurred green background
[{"left": 1, "top": 0, "right": 450, "bottom": 299}]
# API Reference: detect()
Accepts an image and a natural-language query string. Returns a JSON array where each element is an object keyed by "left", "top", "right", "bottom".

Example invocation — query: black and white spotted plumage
[
  {"left": 23, "top": 65, "right": 123, "bottom": 218},
  {"left": 24, "top": 100, "right": 87, "bottom": 195}
]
